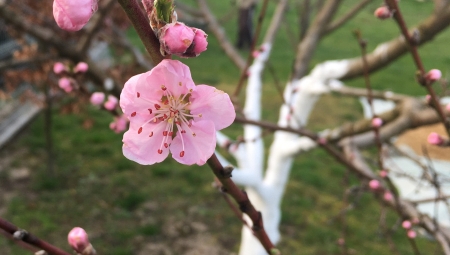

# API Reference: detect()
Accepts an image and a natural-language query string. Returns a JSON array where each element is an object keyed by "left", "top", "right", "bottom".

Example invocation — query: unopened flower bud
[
  {"left": 407, "top": 229, "right": 416, "bottom": 239},
  {"left": 374, "top": 7, "right": 392, "bottom": 20},
  {"left": 53, "top": 0, "right": 97, "bottom": 31},
  {"left": 383, "top": 191, "right": 393, "bottom": 201},
  {"left": 53, "top": 62, "right": 66, "bottom": 74},
  {"left": 90, "top": 92, "right": 105, "bottom": 106},
  {"left": 252, "top": 50, "right": 260, "bottom": 58},
  {"left": 110, "top": 115, "right": 129, "bottom": 133},
  {"left": 160, "top": 22, "right": 195, "bottom": 55},
  {"left": 372, "top": 117, "right": 383, "bottom": 128},
  {"left": 427, "top": 132, "right": 444, "bottom": 145},
  {"left": 68, "top": 227, "right": 89, "bottom": 253},
  {"left": 425, "top": 69, "right": 442, "bottom": 82},
  {"left": 379, "top": 170, "right": 388, "bottom": 178},
  {"left": 74, "top": 62, "right": 89, "bottom": 73},
  {"left": 58, "top": 77, "right": 72, "bottom": 93},
  {"left": 369, "top": 179, "right": 380, "bottom": 190},
  {"left": 191, "top": 28, "right": 208, "bottom": 56},
  {"left": 402, "top": 220, "right": 412, "bottom": 229},
  {"left": 104, "top": 95, "right": 118, "bottom": 111}
]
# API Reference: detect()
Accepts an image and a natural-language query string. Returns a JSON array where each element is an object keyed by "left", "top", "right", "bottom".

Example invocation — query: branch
[
  {"left": 292, "top": 0, "right": 342, "bottom": 79},
  {"left": 207, "top": 154, "right": 278, "bottom": 254},
  {"left": 0, "top": 217, "right": 72, "bottom": 255},
  {"left": 117, "top": 0, "right": 164, "bottom": 65},
  {"left": 324, "top": 0, "right": 373, "bottom": 34}
]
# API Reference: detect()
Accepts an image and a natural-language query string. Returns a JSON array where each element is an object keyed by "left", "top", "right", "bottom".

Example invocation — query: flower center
[{"left": 131, "top": 84, "right": 202, "bottom": 157}]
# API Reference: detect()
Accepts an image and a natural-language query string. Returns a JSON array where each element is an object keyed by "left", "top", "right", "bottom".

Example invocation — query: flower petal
[
  {"left": 189, "top": 85, "right": 235, "bottom": 130},
  {"left": 53, "top": 0, "right": 95, "bottom": 31},
  {"left": 147, "top": 60, "right": 195, "bottom": 98},
  {"left": 170, "top": 120, "right": 216, "bottom": 165},
  {"left": 122, "top": 122, "right": 171, "bottom": 165}
]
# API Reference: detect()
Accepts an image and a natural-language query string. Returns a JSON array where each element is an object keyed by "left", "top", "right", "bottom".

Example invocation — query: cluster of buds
[
  {"left": 89, "top": 92, "right": 128, "bottom": 133},
  {"left": 53, "top": 62, "right": 89, "bottom": 93},
  {"left": 144, "top": 0, "right": 208, "bottom": 57},
  {"left": 401, "top": 220, "right": 418, "bottom": 239},
  {"left": 368, "top": 179, "right": 393, "bottom": 202}
]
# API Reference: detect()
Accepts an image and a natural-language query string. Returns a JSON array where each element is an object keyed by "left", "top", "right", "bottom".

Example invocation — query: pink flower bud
[
  {"left": 402, "top": 220, "right": 412, "bottom": 229},
  {"left": 58, "top": 77, "right": 72, "bottom": 93},
  {"left": 53, "top": 62, "right": 66, "bottom": 74},
  {"left": 104, "top": 95, "right": 118, "bottom": 111},
  {"left": 374, "top": 7, "right": 392, "bottom": 19},
  {"left": 446, "top": 103, "right": 450, "bottom": 112},
  {"left": 379, "top": 170, "right": 388, "bottom": 178},
  {"left": 425, "top": 69, "right": 442, "bottom": 82},
  {"left": 372, "top": 117, "right": 383, "bottom": 128},
  {"left": 407, "top": 229, "right": 416, "bottom": 239},
  {"left": 369, "top": 179, "right": 380, "bottom": 190},
  {"left": 412, "top": 218, "right": 420, "bottom": 224},
  {"left": 110, "top": 115, "right": 129, "bottom": 133},
  {"left": 68, "top": 227, "right": 89, "bottom": 253},
  {"left": 160, "top": 22, "right": 195, "bottom": 55},
  {"left": 53, "top": 0, "right": 97, "bottom": 31},
  {"left": 252, "top": 51, "right": 260, "bottom": 58},
  {"left": 90, "top": 92, "right": 105, "bottom": 106},
  {"left": 192, "top": 28, "right": 208, "bottom": 56},
  {"left": 74, "top": 62, "right": 89, "bottom": 73},
  {"left": 383, "top": 191, "right": 393, "bottom": 201},
  {"left": 427, "top": 132, "right": 444, "bottom": 145}
]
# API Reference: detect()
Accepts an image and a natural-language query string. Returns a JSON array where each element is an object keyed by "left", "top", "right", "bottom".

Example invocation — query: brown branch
[
  {"left": 0, "top": 55, "right": 53, "bottom": 72},
  {"left": 385, "top": 0, "right": 450, "bottom": 137},
  {"left": 207, "top": 154, "right": 278, "bottom": 254},
  {"left": 330, "top": 85, "right": 408, "bottom": 102},
  {"left": 0, "top": 217, "right": 72, "bottom": 255},
  {"left": 117, "top": 0, "right": 164, "bottom": 65},
  {"left": 343, "top": 6, "right": 450, "bottom": 80},
  {"left": 292, "top": 0, "right": 342, "bottom": 79},
  {"left": 324, "top": 0, "right": 373, "bottom": 35},
  {"left": 198, "top": 0, "right": 246, "bottom": 71}
]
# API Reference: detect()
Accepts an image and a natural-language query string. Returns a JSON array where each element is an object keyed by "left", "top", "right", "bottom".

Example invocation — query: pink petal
[
  {"left": 189, "top": 85, "right": 235, "bottom": 130},
  {"left": 53, "top": 0, "right": 95, "bottom": 31},
  {"left": 170, "top": 120, "right": 216, "bottom": 165},
  {"left": 122, "top": 122, "right": 171, "bottom": 165}
]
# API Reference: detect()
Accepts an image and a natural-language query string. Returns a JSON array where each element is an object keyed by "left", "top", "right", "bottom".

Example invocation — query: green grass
[{"left": 2, "top": 0, "right": 450, "bottom": 254}]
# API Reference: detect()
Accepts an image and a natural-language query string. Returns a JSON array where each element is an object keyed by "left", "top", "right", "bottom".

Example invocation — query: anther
[
  {"left": 148, "top": 109, "right": 153, "bottom": 114},
  {"left": 164, "top": 143, "right": 168, "bottom": 148},
  {"left": 163, "top": 131, "right": 168, "bottom": 136},
  {"left": 192, "top": 133, "right": 196, "bottom": 137},
  {"left": 149, "top": 132, "right": 153, "bottom": 137},
  {"left": 178, "top": 82, "right": 182, "bottom": 86},
  {"left": 181, "top": 130, "right": 186, "bottom": 133},
  {"left": 158, "top": 149, "right": 163, "bottom": 154},
  {"left": 155, "top": 104, "right": 161, "bottom": 110},
  {"left": 137, "top": 92, "right": 140, "bottom": 98},
  {"left": 138, "top": 127, "right": 143, "bottom": 134},
  {"left": 131, "top": 112, "right": 136, "bottom": 117},
  {"left": 161, "top": 85, "right": 167, "bottom": 91},
  {"left": 180, "top": 151, "right": 185, "bottom": 157},
  {"left": 198, "top": 114, "right": 202, "bottom": 117}
]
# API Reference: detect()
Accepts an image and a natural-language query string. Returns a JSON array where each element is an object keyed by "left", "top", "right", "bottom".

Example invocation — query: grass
[{"left": 2, "top": 0, "right": 450, "bottom": 254}]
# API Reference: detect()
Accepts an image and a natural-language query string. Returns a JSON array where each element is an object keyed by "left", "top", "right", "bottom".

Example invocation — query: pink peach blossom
[
  {"left": 110, "top": 115, "right": 129, "bottom": 133},
  {"left": 90, "top": 92, "right": 105, "bottom": 106},
  {"left": 402, "top": 220, "right": 412, "bottom": 229},
  {"left": 67, "top": 227, "right": 89, "bottom": 253},
  {"left": 58, "top": 77, "right": 72, "bottom": 93},
  {"left": 374, "top": 7, "right": 392, "bottom": 19},
  {"left": 104, "top": 95, "right": 118, "bottom": 111},
  {"left": 407, "top": 229, "right": 417, "bottom": 239},
  {"left": 53, "top": 0, "right": 97, "bottom": 31},
  {"left": 191, "top": 28, "right": 208, "bottom": 56},
  {"left": 53, "top": 62, "right": 66, "bottom": 74},
  {"left": 379, "top": 170, "right": 388, "bottom": 178},
  {"left": 372, "top": 117, "right": 383, "bottom": 128},
  {"left": 427, "top": 132, "right": 444, "bottom": 145},
  {"left": 120, "top": 59, "right": 235, "bottom": 165},
  {"left": 74, "top": 62, "right": 89, "bottom": 73},
  {"left": 369, "top": 179, "right": 380, "bottom": 190},
  {"left": 383, "top": 191, "right": 393, "bottom": 201},
  {"left": 160, "top": 22, "right": 195, "bottom": 55},
  {"left": 425, "top": 69, "right": 442, "bottom": 82}
]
